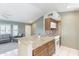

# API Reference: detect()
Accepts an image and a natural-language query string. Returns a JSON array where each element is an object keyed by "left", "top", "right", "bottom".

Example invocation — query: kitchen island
[{"left": 18, "top": 36, "right": 55, "bottom": 56}]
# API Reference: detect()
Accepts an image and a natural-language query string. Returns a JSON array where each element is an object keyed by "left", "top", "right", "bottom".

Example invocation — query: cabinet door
[
  {"left": 34, "top": 48, "right": 48, "bottom": 56},
  {"left": 32, "top": 40, "right": 55, "bottom": 56},
  {"left": 47, "top": 40, "right": 55, "bottom": 56},
  {"left": 45, "top": 18, "right": 52, "bottom": 31},
  {"left": 32, "top": 44, "right": 48, "bottom": 56}
]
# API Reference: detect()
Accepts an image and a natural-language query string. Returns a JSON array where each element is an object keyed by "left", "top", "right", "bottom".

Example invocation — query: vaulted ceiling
[{"left": 0, "top": 3, "right": 79, "bottom": 23}]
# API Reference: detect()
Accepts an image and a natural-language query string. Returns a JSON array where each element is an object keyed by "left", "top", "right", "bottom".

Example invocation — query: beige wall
[
  {"left": 25, "top": 25, "right": 31, "bottom": 36},
  {"left": 60, "top": 11, "right": 79, "bottom": 50}
]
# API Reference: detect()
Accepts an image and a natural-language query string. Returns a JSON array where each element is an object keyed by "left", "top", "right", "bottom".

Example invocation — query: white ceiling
[
  {"left": 0, "top": 3, "right": 44, "bottom": 23},
  {"left": 31, "top": 3, "right": 79, "bottom": 12},
  {"left": 0, "top": 3, "right": 79, "bottom": 23}
]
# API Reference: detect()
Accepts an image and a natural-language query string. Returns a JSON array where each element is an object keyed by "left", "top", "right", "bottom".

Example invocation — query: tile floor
[
  {"left": 0, "top": 42, "right": 17, "bottom": 54},
  {"left": 0, "top": 49, "right": 17, "bottom": 56},
  {"left": 0, "top": 46, "right": 79, "bottom": 56},
  {"left": 53, "top": 46, "right": 79, "bottom": 56}
]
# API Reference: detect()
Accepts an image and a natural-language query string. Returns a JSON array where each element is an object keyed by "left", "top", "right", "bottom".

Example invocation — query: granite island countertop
[{"left": 18, "top": 36, "right": 55, "bottom": 50}]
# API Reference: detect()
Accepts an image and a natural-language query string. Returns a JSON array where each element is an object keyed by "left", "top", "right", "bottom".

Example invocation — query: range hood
[{"left": 44, "top": 11, "right": 61, "bottom": 21}]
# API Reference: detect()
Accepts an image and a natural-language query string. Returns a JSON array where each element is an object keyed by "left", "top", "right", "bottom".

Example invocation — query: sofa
[
  {"left": 0, "top": 34, "right": 11, "bottom": 44},
  {"left": 13, "top": 33, "right": 25, "bottom": 42}
]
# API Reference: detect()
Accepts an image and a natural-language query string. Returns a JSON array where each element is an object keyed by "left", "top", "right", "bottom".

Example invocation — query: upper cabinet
[
  {"left": 31, "top": 11, "right": 61, "bottom": 35},
  {"left": 44, "top": 11, "right": 61, "bottom": 34},
  {"left": 45, "top": 18, "right": 58, "bottom": 31}
]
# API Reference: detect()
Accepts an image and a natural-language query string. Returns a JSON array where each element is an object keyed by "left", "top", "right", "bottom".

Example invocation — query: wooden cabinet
[
  {"left": 32, "top": 44, "right": 48, "bottom": 56},
  {"left": 32, "top": 40, "right": 55, "bottom": 56},
  {"left": 45, "top": 18, "right": 58, "bottom": 33},
  {"left": 47, "top": 40, "right": 55, "bottom": 56},
  {"left": 45, "top": 18, "right": 52, "bottom": 31}
]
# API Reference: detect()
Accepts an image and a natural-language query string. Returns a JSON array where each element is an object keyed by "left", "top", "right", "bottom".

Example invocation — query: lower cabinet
[
  {"left": 32, "top": 39, "right": 55, "bottom": 56},
  {"left": 47, "top": 40, "right": 55, "bottom": 56}
]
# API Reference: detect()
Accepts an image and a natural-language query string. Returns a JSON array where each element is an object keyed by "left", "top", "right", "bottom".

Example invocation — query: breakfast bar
[{"left": 18, "top": 36, "right": 55, "bottom": 56}]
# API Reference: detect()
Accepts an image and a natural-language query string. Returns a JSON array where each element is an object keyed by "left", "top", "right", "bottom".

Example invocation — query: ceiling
[{"left": 0, "top": 3, "right": 79, "bottom": 23}]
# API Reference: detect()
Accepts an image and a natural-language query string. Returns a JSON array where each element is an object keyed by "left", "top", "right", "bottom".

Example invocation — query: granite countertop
[
  {"left": 18, "top": 36, "right": 54, "bottom": 50},
  {"left": 32, "top": 36, "right": 54, "bottom": 49}
]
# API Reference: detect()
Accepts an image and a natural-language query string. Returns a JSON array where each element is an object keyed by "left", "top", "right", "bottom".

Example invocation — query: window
[
  {"left": 0, "top": 24, "right": 18, "bottom": 36},
  {"left": 0, "top": 24, "right": 6, "bottom": 34},
  {"left": 0, "top": 24, "right": 11, "bottom": 35},
  {"left": 5, "top": 24, "right": 11, "bottom": 34},
  {"left": 13, "top": 25, "right": 18, "bottom": 36}
]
